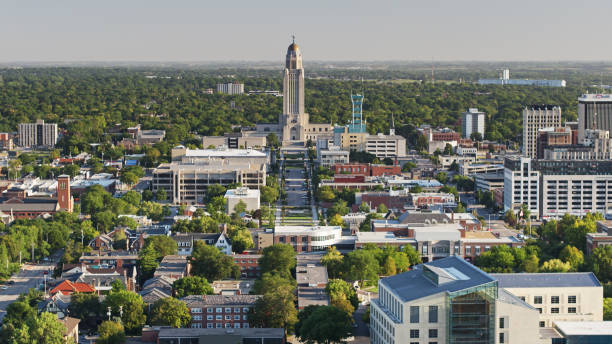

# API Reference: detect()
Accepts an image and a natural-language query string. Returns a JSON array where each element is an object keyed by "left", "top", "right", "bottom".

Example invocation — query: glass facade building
[{"left": 447, "top": 281, "right": 497, "bottom": 344}]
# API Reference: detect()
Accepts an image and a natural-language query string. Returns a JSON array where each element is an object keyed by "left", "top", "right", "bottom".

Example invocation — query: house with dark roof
[
  {"left": 370, "top": 256, "right": 542, "bottom": 344},
  {"left": 172, "top": 232, "right": 232, "bottom": 255},
  {"left": 38, "top": 293, "right": 71, "bottom": 318},
  {"left": 181, "top": 295, "right": 261, "bottom": 329},
  {"left": 491, "top": 272, "right": 603, "bottom": 329}
]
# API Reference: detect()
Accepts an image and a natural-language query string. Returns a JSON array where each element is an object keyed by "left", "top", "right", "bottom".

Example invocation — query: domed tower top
[{"left": 285, "top": 36, "right": 302, "bottom": 69}]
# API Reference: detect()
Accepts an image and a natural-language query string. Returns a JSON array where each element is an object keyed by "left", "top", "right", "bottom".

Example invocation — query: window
[
  {"left": 551, "top": 296, "right": 559, "bottom": 304},
  {"left": 519, "top": 297, "right": 526, "bottom": 301},
  {"left": 216, "top": 315, "right": 222, "bottom": 320},
  {"left": 207, "top": 308, "right": 213, "bottom": 313},
  {"left": 216, "top": 323, "right": 222, "bottom": 328},
  {"left": 216, "top": 308, "right": 222, "bottom": 313},
  {"left": 191, "top": 323, "right": 202, "bottom": 328},
  {"left": 410, "top": 329, "right": 419, "bottom": 338},
  {"left": 243, "top": 323, "right": 249, "bottom": 328},
  {"left": 234, "top": 323, "right": 241, "bottom": 328},
  {"left": 234, "top": 315, "right": 241, "bottom": 320},
  {"left": 207, "top": 323, "right": 213, "bottom": 328},
  {"left": 225, "top": 308, "right": 232, "bottom": 313},
  {"left": 410, "top": 306, "right": 419, "bottom": 323},
  {"left": 225, "top": 315, "right": 231, "bottom": 320},
  {"left": 429, "top": 329, "right": 438, "bottom": 338},
  {"left": 192, "top": 315, "right": 202, "bottom": 321},
  {"left": 191, "top": 308, "right": 202, "bottom": 313},
  {"left": 539, "top": 321, "right": 545, "bottom": 328},
  {"left": 243, "top": 307, "right": 249, "bottom": 313},
  {"left": 429, "top": 306, "right": 438, "bottom": 323},
  {"left": 568, "top": 295, "right": 576, "bottom": 304},
  {"left": 534, "top": 296, "right": 542, "bottom": 304},
  {"left": 551, "top": 308, "right": 559, "bottom": 314},
  {"left": 243, "top": 315, "right": 248, "bottom": 320},
  {"left": 499, "top": 318, "right": 505, "bottom": 329},
  {"left": 568, "top": 307, "right": 576, "bottom": 314},
  {"left": 536, "top": 308, "right": 542, "bottom": 314},
  {"left": 234, "top": 307, "right": 241, "bottom": 313},
  {"left": 207, "top": 315, "right": 213, "bottom": 320},
  {"left": 225, "top": 323, "right": 231, "bottom": 328},
  {"left": 499, "top": 333, "right": 505, "bottom": 343}
]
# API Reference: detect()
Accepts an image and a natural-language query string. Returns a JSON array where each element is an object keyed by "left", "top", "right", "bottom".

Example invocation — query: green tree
[
  {"left": 97, "top": 321, "right": 125, "bottom": 344},
  {"left": 28, "top": 312, "right": 67, "bottom": 344},
  {"left": 259, "top": 244, "right": 296, "bottom": 278},
  {"left": 155, "top": 188, "right": 167, "bottom": 201},
  {"left": 138, "top": 244, "right": 159, "bottom": 281},
  {"left": 191, "top": 242, "right": 240, "bottom": 281},
  {"left": 172, "top": 276, "right": 214, "bottom": 298},
  {"left": 233, "top": 200, "right": 248, "bottom": 215},
  {"left": 344, "top": 249, "right": 379, "bottom": 286},
  {"left": 317, "top": 186, "right": 336, "bottom": 202},
  {"left": 149, "top": 297, "right": 192, "bottom": 328},
  {"left": 358, "top": 202, "right": 370, "bottom": 213},
  {"left": 103, "top": 290, "right": 146, "bottom": 334},
  {"left": 260, "top": 185, "right": 279, "bottom": 204},
  {"left": 321, "top": 247, "right": 344, "bottom": 279},
  {"left": 249, "top": 290, "right": 297, "bottom": 333},
  {"left": 401, "top": 245, "right": 422, "bottom": 266},
  {"left": 376, "top": 203, "right": 388, "bottom": 214},
  {"left": 559, "top": 245, "right": 584, "bottom": 271},
  {"left": 383, "top": 256, "right": 397, "bottom": 276},
  {"left": 121, "top": 190, "right": 142, "bottom": 206},
  {"left": 69, "top": 293, "right": 103, "bottom": 329},
  {"left": 325, "top": 279, "right": 359, "bottom": 312},
  {"left": 120, "top": 171, "right": 139, "bottom": 185},
  {"left": 587, "top": 246, "right": 612, "bottom": 283},
  {"left": 604, "top": 298, "right": 612, "bottom": 321},
  {"left": 329, "top": 213, "right": 345, "bottom": 227},
  {"left": 231, "top": 228, "right": 255, "bottom": 253},
  {"left": 328, "top": 200, "right": 349, "bottom": 218},
  {"left": 522, "top": 254, "right": 540, "bottom": 273},
  {"left": 295, "top": 306, "right": 353, "bottom": 344},
  {"left": 145, "top": 235, "right": 178, "bottom": 260},
  {"left": 142, "top": 189, "right": 154, "bottom": 202},
  {"left": 540, "top": 259, "right": 572, "bottom": 273}
]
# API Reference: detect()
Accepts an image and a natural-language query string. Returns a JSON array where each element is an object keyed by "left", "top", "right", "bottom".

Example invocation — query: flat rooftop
[
  {"left": 554, "top": 321, "right": 612, "bottom": 336},
  {"left": 157, "top": 327, "right": 285, "bottom": 338},
  {"left": 490, "top": 272, "right": 601, "bottom": 288},
  {"left": 274, "top": 225, "right": 341, "bottom": 234},
  {"left": 184, "top": 148, "right": 267, "bottom": 158}
]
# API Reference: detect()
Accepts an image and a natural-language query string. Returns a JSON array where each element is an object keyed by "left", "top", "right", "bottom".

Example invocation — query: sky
[{"left": 1, "top": 0, "right": 611, "bottom": 62}]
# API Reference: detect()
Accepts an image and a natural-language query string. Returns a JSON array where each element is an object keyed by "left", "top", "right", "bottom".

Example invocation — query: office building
[
  {"left": 18, "top": 120, "right": 58, "bottom": 148},
  {"left": 181, "top": 295, "right": 261, "bottom": 329},
  {"left": 503, "top": 157, "right": 540, "bottom": 218},
  {"left": 370, "top": 256, "right": 542, "bottom": 344},
  {"left": 505, "top": 156, "right": 612, "bottom": 219},
  {"left": 216, "top": 82, "right": 244, "bottom": 95},
  {"left": 578, "top": 93, "right": 612, "bottom": 142},
  {"left": 491, "top": 273, "right": 603, "bottom": 329},
  {"left": 317, "top": 146, "right": 349, "bottom": 167},
  {"left": 461, "top": 108, "right": 486, "bottom": 139},
  {"left": 523, "top": 105, "right": 562, "bottom": 158},
  {"left": 202, "top": 133, "right": 266, "bottom": 149}
]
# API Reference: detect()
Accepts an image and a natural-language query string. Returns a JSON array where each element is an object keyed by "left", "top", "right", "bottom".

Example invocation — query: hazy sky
[{"left": 2, "top": 0, "right": 611, "bottom": 62}]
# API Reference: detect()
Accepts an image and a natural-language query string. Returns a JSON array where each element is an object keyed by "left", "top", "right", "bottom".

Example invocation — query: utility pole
[{"left": 31, "top": 243, "right": 34, "bottom": 262}]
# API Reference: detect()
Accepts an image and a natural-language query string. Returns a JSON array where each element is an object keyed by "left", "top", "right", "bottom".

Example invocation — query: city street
[
  {"left": 351, "top": 304, "right": 370, "bottom": 344},
  {"left": 0, "top": 262, "right": 55, "bottom": 321}
]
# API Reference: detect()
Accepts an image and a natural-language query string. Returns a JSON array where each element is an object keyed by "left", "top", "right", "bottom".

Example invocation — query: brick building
[
  {"left": 232, "top": 253, "right": 262, "bottom": 278},
  {"left": 182, "top": 295, "right": 261, "bottom": 329},
  {"left": 333, "top": 163, "right": 401, "bottom": 177}
]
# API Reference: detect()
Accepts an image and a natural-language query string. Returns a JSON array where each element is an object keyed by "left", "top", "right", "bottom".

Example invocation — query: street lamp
[{"left": 107, "top": 307, "right": 111, "bottom": 321}]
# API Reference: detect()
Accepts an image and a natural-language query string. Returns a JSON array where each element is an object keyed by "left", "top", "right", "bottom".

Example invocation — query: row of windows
[
  {"left": 535, "top": 307, "right": 577, "bottom": 314},
  {"left": 191, "top": 322, "right": 250, "bottom": 329},
  {"left": 531, "top": 295, "right": 576, "bottom": 304},
  {"left": 196, "top": 315, "right": 248, "bottom": 321},
  {"left": 409, "top": 305, "right": 438, "bottom": 323},
  {"left": 190, "top": 307, "right": 250, "bottom": 314},
  {"left": 408, "top": 329, "right": 438, "bottom": 338}
]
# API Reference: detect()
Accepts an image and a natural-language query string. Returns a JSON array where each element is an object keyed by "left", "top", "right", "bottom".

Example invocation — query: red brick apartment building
[
  {"left": 181, "top": 295, "right": 261, "bottom": 329},
  {"left": 233, "top": 254, "right": 262, "bottom": 278}
]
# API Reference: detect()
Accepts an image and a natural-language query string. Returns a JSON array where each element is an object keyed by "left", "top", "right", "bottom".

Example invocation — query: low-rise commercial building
[
  {"left": 232, "top": 253, "right": 262, "bottom": 278},
  {"left": 296, "top": 254, "right": 329, "bottom": 309},
  {"left": 317, "top": 146, "right": 349, "bottom": 168}
]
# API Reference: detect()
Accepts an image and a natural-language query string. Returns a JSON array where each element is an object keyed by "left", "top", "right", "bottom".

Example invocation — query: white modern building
[
  {"left": 522, "top": 105, "right": 562, "bottom": 158},
  {"left": 216, "top": 82, "right": 244, "bottom": 95},
  {"left": 491, "top": 273, "right": 603, "bottom": 329},
  {"left": 461, "top": 108, "right": 486, "bottom": 139},
  {"left": 503, "top": 157, "right": 540, "bottom": 218},
  {"left": 273, "top": 226, "right": 344, "bottom": 252},
  {"left": 370, "top": 256, "right": 543, "bottom": 344},
  {"left": 317, "top": 146, "right": 349, "bottom": 168},
  {"left": 224, "top": 187, "right": 260, "bottom": 215},
  {"left": 18, "top": 120, "right": 58, "bottom": 148}
]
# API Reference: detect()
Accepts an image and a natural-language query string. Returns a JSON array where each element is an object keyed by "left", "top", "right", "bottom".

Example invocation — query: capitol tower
[{"left": 280, "top": 37, "right": 309, "bottom": 142}]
